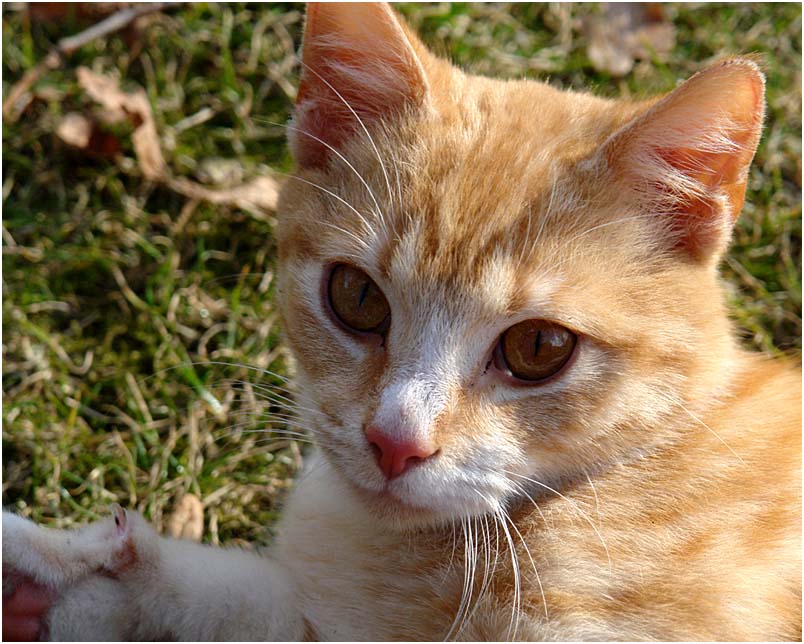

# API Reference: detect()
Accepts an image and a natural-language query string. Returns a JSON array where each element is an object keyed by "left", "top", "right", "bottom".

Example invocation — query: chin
[
  {"left": 351, "top": 485, "right": 446, "bottom": 530},
  {"left": 346, "top": 471, "right": 502, "bottom": 531}
]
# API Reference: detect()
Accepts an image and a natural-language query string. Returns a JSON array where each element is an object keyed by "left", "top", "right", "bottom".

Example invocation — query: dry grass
[{"left": 2, "top": 3, "right": 800, "bottom": 542}]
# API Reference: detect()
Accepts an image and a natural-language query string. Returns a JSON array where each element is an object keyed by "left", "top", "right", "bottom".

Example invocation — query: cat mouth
[
  {"left": 344, "top": 475, "right": 458, "bottom": 525},
  {"left": 347, "top": 471, "right": 502, "bottom": 526}
]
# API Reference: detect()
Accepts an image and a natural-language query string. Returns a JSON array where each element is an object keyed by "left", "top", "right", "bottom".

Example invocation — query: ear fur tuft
[
  {"left": 290, "top": 2, "right": 429, "bottom": 169},
  {"left": 599, "top": 58, "right": 765, "bottom": 261}
]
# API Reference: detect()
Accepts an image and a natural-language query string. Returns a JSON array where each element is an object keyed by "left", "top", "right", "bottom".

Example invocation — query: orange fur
[
  {"left": 3, "top": 5, "right": 798, "bottom": 641},
  {"left": 273, "top": 3, "right": 801, "bottom": 640}
]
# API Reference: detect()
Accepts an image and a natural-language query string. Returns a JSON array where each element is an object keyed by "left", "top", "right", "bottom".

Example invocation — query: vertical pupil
[
  {"left": 358, "top": 281, "right": 370, "bottom": 306},
  {"left": 533, "top": 329, "right": 542, "bottom": 357}
]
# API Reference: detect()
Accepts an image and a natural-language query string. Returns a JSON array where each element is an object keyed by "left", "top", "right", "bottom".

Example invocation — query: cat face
[{"left": 276, "top": 3, "right": 764, "bottom": 528}]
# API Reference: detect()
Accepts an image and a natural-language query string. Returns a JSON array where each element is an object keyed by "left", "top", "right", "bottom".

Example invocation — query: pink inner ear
[
  {"left": 655, "top": 119, "right": 760, "bottom": 258},
  {"left": 603, "top": 59, "right": 765, "bottom": 261},
  {"left": 291, "top": 3, "right": 428, "bottom": 169},
  {"left": 293, "top": 63, "right": 404, "bottom": 169},
  {"left": 653, "top": 146, "right": 742, "bottom": 257}
]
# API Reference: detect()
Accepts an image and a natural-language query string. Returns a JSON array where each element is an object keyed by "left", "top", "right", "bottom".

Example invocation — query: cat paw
[
  {"left": 3, "top": 507, "right": 161, "bottom": 641},
  {"left": 2, "top": 505, "right": 159, "bottom": 592},
  {"left": 2, "top": 575, "right": 58, "bottom": 641}
]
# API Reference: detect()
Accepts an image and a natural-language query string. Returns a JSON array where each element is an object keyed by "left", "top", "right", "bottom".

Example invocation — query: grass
[{"left": 2, "top": 3, "right": 800, "bottom": 544}]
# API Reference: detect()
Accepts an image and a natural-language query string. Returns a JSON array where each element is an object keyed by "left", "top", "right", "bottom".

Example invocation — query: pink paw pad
[
  {"left": 104, "top": 505, "right": 137, "bottom": 576},
  {"left": 112, "top": 503, "right": 128, "bottom": 537}
]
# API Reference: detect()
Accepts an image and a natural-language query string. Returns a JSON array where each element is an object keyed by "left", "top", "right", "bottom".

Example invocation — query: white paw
[{"left": 2, "top": 506, "right": 158, "bottom": 592}]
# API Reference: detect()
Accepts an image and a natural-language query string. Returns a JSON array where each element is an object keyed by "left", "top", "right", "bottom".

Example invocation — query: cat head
[{"left": 276, "top": 3, "right": 765, "bottom": 529}]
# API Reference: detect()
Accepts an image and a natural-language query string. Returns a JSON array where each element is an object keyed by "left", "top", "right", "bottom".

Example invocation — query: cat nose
[{"left": 364, "top": 426, "right": 437, "bottom": 480}]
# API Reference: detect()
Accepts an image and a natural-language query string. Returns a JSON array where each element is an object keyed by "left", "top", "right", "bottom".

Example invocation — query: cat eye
[
  {"left": 327, "top": 264, "right": 390, "bottom": 334},
  {"left": 495, "top": 319, "right": 576, "bottom": 382}
]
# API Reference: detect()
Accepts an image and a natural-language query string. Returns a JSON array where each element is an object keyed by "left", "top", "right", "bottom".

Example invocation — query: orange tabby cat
[{"left": 3, "top": 3, "right": 801, "bottom": 640}]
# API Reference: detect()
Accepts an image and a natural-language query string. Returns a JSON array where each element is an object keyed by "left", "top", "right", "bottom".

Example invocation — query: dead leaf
[
  {"left": 195, "top": 158, "right": 245, "bottom": 187},
  {"left": 167, "top": 493, "right": 204, "bottom": 541},
  {"left": 4, "top": 4, "right": 172, "bottom": 124},
  {"left": 63, "top": 67, "right": 281, "bottom": 212},
  {"left": 76, "top": 66, "right": 166, "bottom": 179},
  {"left": 2, "top": 52, "right": 61, "bottom": 123},
  {"left": 56, "top": 112, "right": 92, "bottom": 148},
  {"left": 585, "top": 3, "right": 676, "bottom": 77},
  {"left": 168, "top": 175, "right": 281, "bottom": 212},
  {"left": 75, "top": 69, "right": 126, "bottom": 122},
  {"left": 56, "top": 112, "right": 122, "bottom": 159}
]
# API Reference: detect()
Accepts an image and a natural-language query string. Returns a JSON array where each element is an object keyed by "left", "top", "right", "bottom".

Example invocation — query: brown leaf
[
  {"left": 56, "top": 113, "right": 92, "bottom": 148},
  {"left": 585, "top": 3, "right": 676, "bottom": 77},
  {"left": 167, "top": 494, "right": 204, "bottom": 542},
  {"left": 76, "top": 66, "right": 166, "bottom": 179},
  {"left": 72, "top": 67, "right": 281, "bottom": 211},
  {"left": 195, "top": 158, "right": 245, "bottom": 187},
  {"left": 168, "top": 175, "right": 281, "bottom": 212},
  {"left": 56, "top": 112, "right": 122, "bottom": 159},
  {"left": 2, "top": 52, "right": 61, "bottom": 123}
]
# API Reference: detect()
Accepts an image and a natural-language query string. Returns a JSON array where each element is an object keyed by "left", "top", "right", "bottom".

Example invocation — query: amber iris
[
  {"left": 498, "top": 319, "right": 576, "bottom": 382},
  {"left": 328, "top": 264, "right": 390, "bottom": 333}
]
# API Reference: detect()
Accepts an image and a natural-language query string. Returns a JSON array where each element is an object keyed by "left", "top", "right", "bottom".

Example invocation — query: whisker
[
  {"left": 390, "top": 149, "right": 405, "bottom": 216},
  {"left": 211, "top": 419, "right": 318, "bottom": 438},
  {"left": 211, "top": 419, "right": 320, "bottom": 439},
  {"left": 242, "top": 439, "right": 314, "bottom": 454},
  {"left": 268, "top": 170, "right": 374, "bottom": 250},
  {"left": 519, "top": 168, "right": 561, "bottom": 268},
  {"left": 297, "top": 58, "right": 395, "bottom": 205},
  {"left": 320, "top": 220, "right": 373, "bottom": 251},
  {"left": 209, "top": 435, "right": 312, "bottom": 462},
  {"left": 678, "top": 401, "right": 746, "bottom": 465},
  {"left": 463, "top": 516, "right": 478, "bottom": 639},
  {"left": 585, "top": 470, "right": 602, "bottom": 525},
  {"left": 212, "top": 377, "right": 295, "bottom": 399},
  {"left": 444, "top": 517, "right": 472, "bottom": 642},
  {"left": 495, "top": 504, "right": 522, "bottom": 642},
  {"left": 248, "top": 435, "right": 314, "bottom": 447},
  {"left": 445, "top": 517, "right": 459, "bottom": 579},
  {"left": 274, "top": 121, "right": 386, "bottom": 230},
  {"left": 478, "top": 514, "right": 492, "bottom": 604},
  {"left": 218, "top": 408, "right": 306, "bottom": 424},
  {"left": 517, "top": 203, "right": 534, "bottom": 268},
  {"left": 546, "top": 213, "right": 654, "bottom": 273},
  {"left": 189, "top": 361, "right": 292, "bottom": 384},
  {"left": 220, "top": 380, "right": 327, "bottom": 419},
  {"left": 461, "top": 512, "right": 494, "bottom": 636},
  {"left": 504, "top": 469, "right": 612, "bottom": 573},
  {"left": 211, "top": 402, "right": 318, "bottom": 425},
  {"left": 241, "top": 429, "right": 314, "bottom": 440},
  {"left": 511, "top": 480, "right": 548, "bottom": 526},
  {"left": 531, "top": 172, "right": 559, "bottom": 251},
  {"left": 500, "top": 505, "right": 549, "bottom": 621},
  {"left": 221, "top": 412, "right": 323, "bottom": 433},
  {"left": 217, "top": 392, "right": 325, "bottom": 423}
]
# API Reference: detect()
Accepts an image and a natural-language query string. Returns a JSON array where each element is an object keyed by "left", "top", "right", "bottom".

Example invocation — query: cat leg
[
  {"left": 134, "top": 531, "right": 304, "bottom": 641},
  {"left": 3, "top": 506, "right": 153, "bottom": 640},
  {"left": 46, "top": 576, "right": 132, "bottom": 641},
  {"left": 3, "top": 508, "right": 304, "bottom": 641}
]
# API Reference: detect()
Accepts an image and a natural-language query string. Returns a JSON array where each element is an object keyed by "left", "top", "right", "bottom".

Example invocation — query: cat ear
[
  {"left": 290, "top": 2, "right": 429, "bottom": 169},
  {"left": 599, "top": 59, "right": 765, "bottom": 261}
]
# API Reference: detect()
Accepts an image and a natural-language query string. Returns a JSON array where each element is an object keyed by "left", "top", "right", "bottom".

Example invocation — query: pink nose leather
[{"left": 365, "top": 427, "right": 437, "bottom": 480}]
